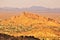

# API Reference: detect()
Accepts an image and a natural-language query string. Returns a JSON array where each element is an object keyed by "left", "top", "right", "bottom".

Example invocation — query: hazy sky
[{"left": 0, "top": 0, "right": 60, "bottom": 8}]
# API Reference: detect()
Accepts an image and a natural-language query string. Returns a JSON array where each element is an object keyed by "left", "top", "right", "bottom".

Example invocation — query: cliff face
[{"left": 0, "top": 12, "right": 60, "bottom": 38}]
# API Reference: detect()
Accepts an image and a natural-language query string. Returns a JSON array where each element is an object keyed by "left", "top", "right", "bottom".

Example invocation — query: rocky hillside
[{"left": 0, "top": 12, "right": 60, "bottom": 39}]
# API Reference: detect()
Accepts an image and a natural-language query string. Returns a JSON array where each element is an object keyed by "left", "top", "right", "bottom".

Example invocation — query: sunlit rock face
[{"left": 0, "top": 12, "right": 60, "bottom": 39}]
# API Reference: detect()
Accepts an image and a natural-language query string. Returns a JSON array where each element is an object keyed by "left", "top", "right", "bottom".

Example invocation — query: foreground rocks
[{"left": 0, "top": 33, "right": 40, "bottom": 40}]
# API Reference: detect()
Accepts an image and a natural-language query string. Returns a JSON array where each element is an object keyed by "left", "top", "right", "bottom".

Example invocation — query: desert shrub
[
  {"left": 0, "top": 24, "right": 37, "bottom": 33},
  {"left": 0, "top": 33, "right": 17, "bottom": 40},
  {"left": 0, "top": 33, "right": 40, "bottom": 40},
  {"left": 17, "top": 36, "right": 40, "bottom": 40},
  {"left": 48, "top": 18, "right": 55, "bottom": 22},
  {"left": 0, "top": 33, "right": 60, "bottom": 40}
]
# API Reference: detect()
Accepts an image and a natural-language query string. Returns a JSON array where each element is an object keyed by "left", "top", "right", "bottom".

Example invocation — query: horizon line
[{"left": 0, "top": 6, "right": 60, "bottom": 9}]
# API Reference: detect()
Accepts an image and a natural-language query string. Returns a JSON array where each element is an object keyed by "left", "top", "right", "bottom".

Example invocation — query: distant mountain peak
[{"left": 0, "top": 6, "right": 60, "bottom": 12}]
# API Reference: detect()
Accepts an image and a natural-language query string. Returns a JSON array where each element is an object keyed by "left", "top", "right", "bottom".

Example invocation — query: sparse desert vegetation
[
  {"left": 0, "top": 33, "right": 60, "bottom": 40},
  {"left": 0, "top": 33, "right": 40, "bottom": 40},
  {"left": 0, "top": 12, "right": 60, "bottom": 40}
]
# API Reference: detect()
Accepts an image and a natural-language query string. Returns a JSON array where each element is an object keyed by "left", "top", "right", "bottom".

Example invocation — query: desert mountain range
[
  {"left": 0, "top": 6, "right": 60, "bottom": 12},
  {"left": 0, "top": 12, "right": 60, "bottom": 39}
]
